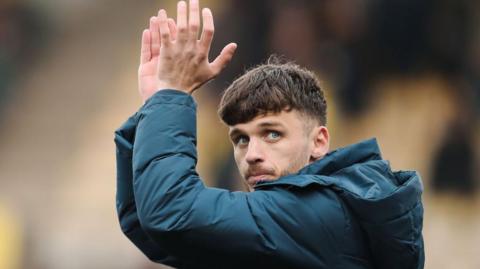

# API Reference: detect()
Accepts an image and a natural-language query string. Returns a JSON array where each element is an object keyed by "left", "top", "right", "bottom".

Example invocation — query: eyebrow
[
  {"left": 257, "top": 122, "right": 284, "bottom": 128},
  {"left": 229, "top": 128, "right": 242, "bottom": 138}
]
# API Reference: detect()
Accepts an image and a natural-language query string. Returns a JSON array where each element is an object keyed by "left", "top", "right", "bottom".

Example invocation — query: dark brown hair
[{"left": 218, "top": 57, "right": 327, "bottom": 126}]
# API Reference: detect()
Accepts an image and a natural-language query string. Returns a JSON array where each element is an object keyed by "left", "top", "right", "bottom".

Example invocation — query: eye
[
  {"left": 235, "top": 135, "right": 249, "bottom": 146},
  {"left": 266, "top": 131, "right": 281, "bottom": 141}
]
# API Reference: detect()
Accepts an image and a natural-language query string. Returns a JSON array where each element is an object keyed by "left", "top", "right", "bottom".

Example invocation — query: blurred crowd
[
  {"left": 0, "top": 1, "right": 48, "bottom": 114},
  {"left": 0, "top": 0, "right": 479, "bottom": 268}
]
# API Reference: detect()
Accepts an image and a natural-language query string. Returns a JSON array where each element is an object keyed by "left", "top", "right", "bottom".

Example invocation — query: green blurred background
[{"left": 0, "top": 0, "right": 479, "bottom": 268}]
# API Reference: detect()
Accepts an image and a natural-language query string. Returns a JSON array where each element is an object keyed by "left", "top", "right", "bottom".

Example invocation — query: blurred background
[{"left": 0, "top": 0, "right": 479, "bottom": 268}]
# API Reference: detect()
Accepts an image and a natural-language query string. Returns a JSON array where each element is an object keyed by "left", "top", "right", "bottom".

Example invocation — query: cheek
[
  {"left": 267, "top": 141, "right": 297, "bottom": 164},
  {"left": 233, "top": 149, "right": 246, "bottom": 170},
  {"left": 233, "top": 150, "right": 241, "bottom": 164},
  {"left": 279, "top": 139, "right": 310, "bottom": 165}
]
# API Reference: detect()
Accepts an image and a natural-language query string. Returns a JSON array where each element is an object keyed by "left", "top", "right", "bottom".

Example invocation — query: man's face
[{"left": 229, "top": 110, "right": 329, "bottom": 191}]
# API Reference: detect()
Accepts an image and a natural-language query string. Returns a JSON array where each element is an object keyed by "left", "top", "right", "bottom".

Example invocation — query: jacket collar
[
  {"left": 298, "top": 138, "right": 382, "bottom": 176},
  {"left": 254, "top": 138, "right": 382, "bottom": 189}
]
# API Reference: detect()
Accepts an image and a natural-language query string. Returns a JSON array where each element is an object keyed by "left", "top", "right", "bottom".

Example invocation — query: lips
[
  {"left": 245, "top": 169, "right": 276, "bottom": 187},
  {"left": 247, "top": 174, "right": 272, "bottom": 185}
]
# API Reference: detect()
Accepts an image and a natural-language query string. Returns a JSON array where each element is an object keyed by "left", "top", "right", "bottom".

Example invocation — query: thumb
[{"left": 210, "top": 43, "right": 237, "bottom": 75}]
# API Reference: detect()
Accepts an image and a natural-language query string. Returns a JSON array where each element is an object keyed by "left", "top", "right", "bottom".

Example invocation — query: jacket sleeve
[
  {"left": 131, "top": 90, "right": 312, "bottom": 267},
  {"left": 115, "top": 112, "right": 182, "bottom": 268}
]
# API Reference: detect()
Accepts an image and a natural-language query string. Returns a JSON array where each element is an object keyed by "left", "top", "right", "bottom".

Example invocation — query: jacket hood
[{"left": 255, "top": 138, "right": 425, "bottom": 269}]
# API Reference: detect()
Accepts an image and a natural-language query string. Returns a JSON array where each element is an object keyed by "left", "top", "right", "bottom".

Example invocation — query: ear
[{"left": 310, "top": 126, "right": 330, "bottom": 162}]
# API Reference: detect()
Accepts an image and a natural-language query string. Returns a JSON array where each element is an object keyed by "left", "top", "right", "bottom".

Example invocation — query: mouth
[{"left": 246, "top": 174, "right": 274, "bottom": 187}]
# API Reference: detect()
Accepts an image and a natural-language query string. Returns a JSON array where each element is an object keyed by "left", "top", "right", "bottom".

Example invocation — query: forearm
[
  {"left": 115, "top": 114, "right": 181, "bottom": 267},
  {"left": 132, "top": 90, "right": 200, "bottom": 230}
]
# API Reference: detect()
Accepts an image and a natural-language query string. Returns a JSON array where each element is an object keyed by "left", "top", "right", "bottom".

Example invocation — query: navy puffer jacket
[{"left": 115, "top": 90, "right": 424, "bottom": 269}]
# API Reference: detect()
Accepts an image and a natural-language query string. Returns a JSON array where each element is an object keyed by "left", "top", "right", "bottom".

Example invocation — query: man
[{"left": 115, "top": 1, "right": 425, "bottom": 268}]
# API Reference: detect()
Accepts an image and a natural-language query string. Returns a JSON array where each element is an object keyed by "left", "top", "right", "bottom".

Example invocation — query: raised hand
[
  {"left": 137, "top": 16, "right": 176, "bottom": 102},
  {"left": 138, "top": 0, "right": 237, "bottom": 102}
]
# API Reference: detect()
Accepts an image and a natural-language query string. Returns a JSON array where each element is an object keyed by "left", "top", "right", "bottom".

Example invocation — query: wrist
[
  {"left": 156, "top": 82, "right": 189, "bottom": 93},
  {"left": 142, "top": 86, "right": 190, "bottom": 103},
  {"left": 142, "top": 89, "right": 193, "bottom": 106}
]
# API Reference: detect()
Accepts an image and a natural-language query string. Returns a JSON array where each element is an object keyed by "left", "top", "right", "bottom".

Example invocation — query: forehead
[{"left": 229, "top": 110, "right": 306, "bottom": 133}]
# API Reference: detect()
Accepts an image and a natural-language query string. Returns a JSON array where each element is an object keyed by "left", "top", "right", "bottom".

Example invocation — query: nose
[{"left": 245, "top": 138, "right": 264, "bottom": 165}]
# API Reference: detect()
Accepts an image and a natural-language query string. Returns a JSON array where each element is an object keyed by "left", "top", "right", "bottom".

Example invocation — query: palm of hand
[{"left": 138, "top": 54, "right": 159, "bottom": 99}]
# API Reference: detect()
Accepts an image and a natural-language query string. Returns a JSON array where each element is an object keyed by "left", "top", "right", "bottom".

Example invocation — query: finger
[
  {"left": 200, "top": 8, "right": 214, "bottom": 53},
  {"left": 168, "top": 18, "right": 177, "bottom": 41},
  {"left": 140, "top": 29, "right": 151, "bottom": 64},
  {"left": 188, "top": 0, "right": 200, "bottom": 40},
  {"left": 149, "top": 17, "right": 160, "bottom": 56},
  {"left": 177, "top": 1, "right": 187, "bottom": 41},
  {"left": 210, "top": 43, "right": 237, "bottom": 75},
  {"left": 158, "top": 9, "right": 170, "bottom": 46}
]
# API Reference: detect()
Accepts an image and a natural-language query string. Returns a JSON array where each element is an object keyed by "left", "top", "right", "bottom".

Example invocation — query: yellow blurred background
[{"left": 0, "top": 0, "right": 479, "bottom": 268}]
